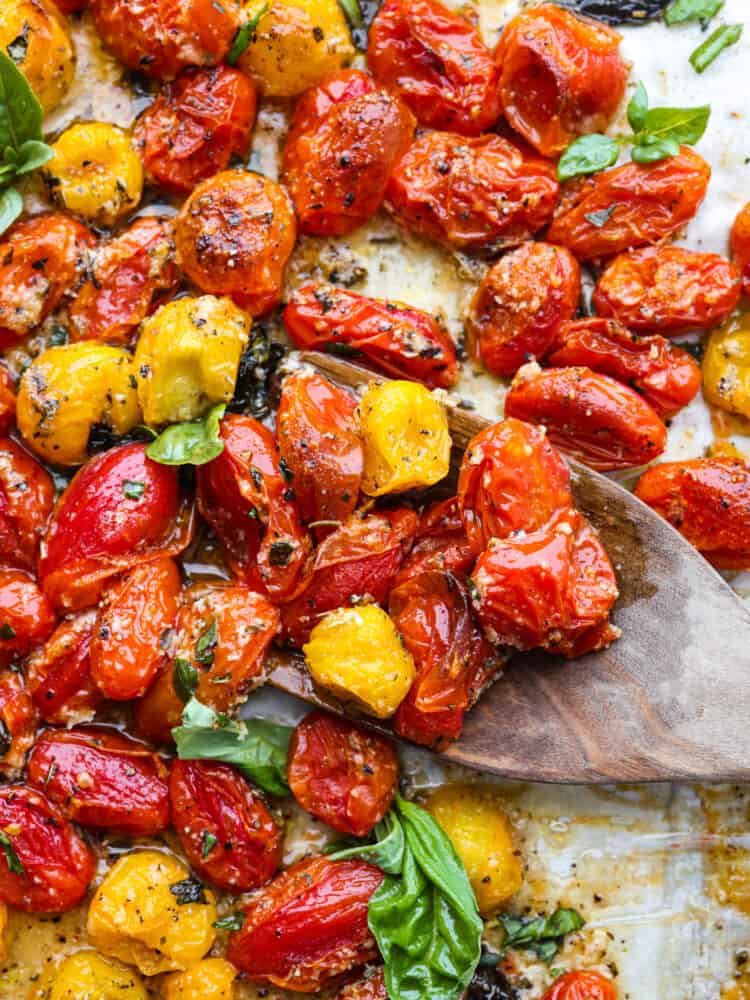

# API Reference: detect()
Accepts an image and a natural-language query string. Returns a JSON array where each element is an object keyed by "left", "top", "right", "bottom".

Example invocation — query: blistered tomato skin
[
  {"left": 227, "top": 856, "right": 383, "bottom": 990},
  {"left": 0, "top": 569, "right": 56, "bottom": 668},
  {"left": 0, "top": 670, "right": 38, "bottom": 774},
  {"left": 175, "top": 171, "right": 296, "bottom": 317},
  {"left": 135, "top": 66, "right": 257, "bottom": 195},
  {"left": 161, "top": 958, "right": 237, "bottom": 1000},
  {"left": 0, "top": 368, "right": 14, "bottom": 436},
  {"left": 0, "top": 784, "right": 95, "bottom": 914},
  {"left": 394, "top": 497, "right": 475, "bottom": 587},
  {"left": 0, "top": 0, "right": 75, "bottom": 113},
  {"left": 505, "top": 364, "right": 667, "bottom": 471},
  {"left": 494, "top": 3, "right": 627, "bottom": 157},
  {"left": 287, "top": 711, "right": 399, "bottom": 836},
  {"left": 170, "top": 759, "right": 283, "bottom": 892},
  {"left": 368, "top": 0, "right": 500, "bottom": 136},
  {"left": 26, "top": 611, "right": 100, "bottom": 725},
  {"left": 27, "top": 726, "right": 170, "bottom": 835},
  {"left": 283, "top": 283, "right": 458, "bottom": 389},
  {"left": 730, "top": 201, "right": 750, "bottom": 296},
  {"left": 547, "top": 147, "right": 711, "bottom": 261},
  {"left": 467, "top": 242, "right": 580, "bottom": 376},
  {"left": 541, "top": 971, "right": 617, "bottom": 1000},
  {"left": 0, "top": 438, "right": 54, "bottom": 571}
]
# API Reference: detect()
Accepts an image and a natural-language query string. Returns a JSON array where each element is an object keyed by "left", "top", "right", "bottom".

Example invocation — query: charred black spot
[{"left": 552, "top": 0, "right": 669, "bottom": 24}]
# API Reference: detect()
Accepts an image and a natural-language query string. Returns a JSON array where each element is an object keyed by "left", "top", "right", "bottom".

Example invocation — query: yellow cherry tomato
[
  {"left": 161, "top": 958, "right": 237, "bottom": 999},
  {"left": 703, "top": 323, "right": 750, "bottom": 418},
  {"left": 0, "top": 0, "right": 75, "bottom": 113},
  {"left": 28, "top": 951, "right": 149, "bottom": 1000}
]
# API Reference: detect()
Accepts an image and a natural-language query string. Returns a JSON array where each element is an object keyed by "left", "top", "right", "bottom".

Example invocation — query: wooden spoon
[{"left": 265, "top": 352, "right": 750, "bottom": 784}]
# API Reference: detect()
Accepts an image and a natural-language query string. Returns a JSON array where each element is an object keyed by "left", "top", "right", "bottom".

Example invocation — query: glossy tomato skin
[
  {"left": 505, "top": 365, "right": 667, "bottom": 471},
  {"left": 0, "top": 784, "right": 95, "bottom": 914},
  {"left": 494, "top": 3, "right": 627, "bottom": 157},
  {"left": 277, "top": 370, "right": 363, "bottom": 525},
  {"left": 283, "top": 283, "right": 458, "bottom": 389},
  {"left": 386, "top": 131, "right": 559, "bottom": 255},
  {"left": 69, "top": 217, "right": 180, "bottom": 344},
  {"left": 368, "top": 0, "right": 500, "bottom": 136},
  {"left": 0, "top": 367, "right": 15, "bottom": 436},
  {"left": 467, "top": 242, "right": 580, "bottom": 376},
  {"left": 0, "top": 437, "right": 54, "bottom": 570},
  {"left": 39, "top": 443, "right": 193, "bottom": 612},
  {"left": 593, "top": 246, "right": 741, "bottom": 335},
  {"left": 547, "top": 147, "right": 710, "bottom": 261},
  {"left": 287, "top": 711, "right": 399, "bottom": 836},
  {"left": 0, "top": 569, "right": 56, "bottom": 668},
  {"left": 196, "top": 414, "right": 311, "bottom": 601},
  {"left": 90, "top": 558, "right": 181, "bottom": 701},
  {"left": 635, "top": 458, "right": 750, "bottom": 569},
  {"left": 547, "top": 318, "right": 701, "bottom": 420},
  {"left": 26, "top": 611, "right": 100, "bottom": 725},
  {"left": 457, "top": 418, "right": 572, "bottom": 555},
  {"left": 394, "top": 497, "right": 474, "bottom": 586},
  {"left": 281, "top": 508, "right": 418, "bottom": 647},
  {"left": 27, "top": 726, "right": 170, "bottom": 835},
  {"left": 135, "top": 66, "right": 257, "bottom": 195},
  {"left": 0, "top": 670, "right": 38, "bottom": 775},
  {"left": 541, "top": 970, "right": 617, "bottom": 1000},
  {"left": 227, "top": 856, "right": 383, "bottom": 990},
  {"left": 291, "top": 70, "right": 376, "bottom": 130},
  {"left": 730, "top": 201, "right": 750, "bottom": 296}
]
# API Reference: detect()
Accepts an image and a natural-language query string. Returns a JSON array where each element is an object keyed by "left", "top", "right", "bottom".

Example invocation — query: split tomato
[
  {"left": 0, "top": 569, "right": 56, "bottom": 668},
  {"left": 394, "top": 497, "right": 474, "bottom": 586},
  {"left": 0, "top": 670, "right": 38, "bottom": 775},
  {"left": 25, "top": 611, "right": 100, "bottom": 725},
  {"left": 0, "top": 437, "right": 54, "bottom": 571}
]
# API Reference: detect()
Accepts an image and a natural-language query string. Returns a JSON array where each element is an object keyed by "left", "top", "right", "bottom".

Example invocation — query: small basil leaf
[
  {"left": 173, "top": 658, "right": 199, "bottom": 705},
  {"left": 201, "top": 831, "right": 218, "bottom": 859},
  {"left": 0, "top": 187, "right": 22, "bottom": 237},
  {"left": 627, "top": 81, "right": 649, "bottom": 132},
  {"left": 13, "top": 139, "right": 54, "bottom": 176},
  {"left": 499, "top": 907, "right": 585, "bottom": 964},
  {"left": 122, "top": 479, "right": 145, "bottom": 500},
  {"left": 214, "top": 912, "right": 245, "bottom": 930},
  {"left": 227, "top": 4, "right": 269, "bottom": 64},
  {"left": 195, "top": 618, "right": 218, "bottom": 666},
  {"left": 689, "top": 23, "right": 742, "bottom": 73},
  {"left": 0, "top": 50, "right": 44, "bottom": 152},
  {"left": 631, "top": 136, "right": 681, "bottom": 163},
  {"left": 664, "top": 0, "right": 724, "bottom": 25},
  {"left": 337, "top": 0, "right": 363, "bottom": 27},
  {"left": 583, "top": 203, "right": 620, "bottom": 228},
  {"left": 0, "top": 831, "right": 24, "bottom": 876},
  {"left": 556, "top": 134, "right": 619, "bottom": 182},
  {"left": 544, "top": 908, "right": 586, "bottom": 937},
  {"left": 329, "top": 811, "right": 406, "bottom": 875},
  {"left": 145, "top": 403, "right": 226, "bottom": 466},
  {"left": 638, "top": 104, "right": 711, "bottom": 146},
  {"left": 0, "top": 623, "right": 15, "bottom": 640}
]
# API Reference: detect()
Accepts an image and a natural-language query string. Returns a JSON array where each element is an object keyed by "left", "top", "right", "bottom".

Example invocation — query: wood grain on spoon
[{"left": 264, "top": 351, "right": 750, "bottom": 785}]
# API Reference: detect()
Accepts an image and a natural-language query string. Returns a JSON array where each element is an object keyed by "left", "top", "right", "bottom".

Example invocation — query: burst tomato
[
  {"left": 0, "top": 437, "right": 54, "bottom": 571},
  {"left": 0, "top": 670, "right": 38, "bottom": 775},
  {"left": 337, "top": 970, "right": 388, "bottom": 1000},
  {"left": 505, "top": 365, "right": 667, "bottom": 471},
  {"left": 730, "top": 201, "right": 750, "bottom": 297},
  {"left": 541, "top": 971, "right": 617, "bottom": 1000},
  {"left": 290, "top": 70, "right": 376, "bottom": 131},
  {"left": 394, "top": 497, "right": 474, "bottom": 586},
  {"left": 283, "top": 283, "right": 458, "bottom": 389},
  {"left": 26, "top": 611, "right": 100, "bottom": 725},
  {"left": 227, "top": 856, "right": 383, "bottom": 990},
  {"left": 0, "top": 367, "right": 14, "bottom": 436},
  {"left": 0, "top": 569, "right": 56, "bottom": 668}
]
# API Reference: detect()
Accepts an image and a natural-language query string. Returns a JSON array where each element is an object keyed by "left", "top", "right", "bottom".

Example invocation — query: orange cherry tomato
[
  {"left": 547, "top": 317, "right": 701, "bottom": 419},
  {"left": 394, "top": 497, "right": 474, "bottom": 587},
  {"left": 26, "top": 611, "right": 101, "bottom": 725},
  {"left": 505, "top": 365, "right": 667, "bottom": 471},
  {"left": 494, "top": 3, "right": 627, "bottom": 158},
  {"left": 542, "top": 970, "right": 617, "bottom": 1000},
  {"left": 466, "top": 241, "right": 580, "bottom": 376},
  {"left": 730, "top": 201, "right": 750, "bottom": 296},
  {"left": 635, "top": 458, "right": 750, "bottom": 570},
  {"left": 0, "top": 568, "right": 56, "bottom": 669},
  {"left": 283, "top": 283, "right": 458, "bottom": 389},
  {"left": 0, "top": 367, "right": 15, "bottom": 436},
  {"left": 291, "top": 70, "right": 376, "bottom": 131},
  {"left": 133, "top": 666, "right": 183, "bottom": 747},
  {"left": 337, "top": 970, "right": 388, "bottom": 1000},
  {"left": 0, "top": 437, "right": 55, "bottom": 571},
  {"left": 69, "top": 217, "right": 180, "bottom": 344},
  {"left": 227, "top": 856, "right": 383, "bottom": 990},
  {"left": 547, "top": 147, "right": 710, "bottom": 261},
  {"left": 135, "top": 66, "right": 257, "bottom": 195},
  {"left": 175, "top": 170, "right": 296, "bottom": 316},
  {"left": 0, "top": 670, "right": 38, "bottom": 775},
  {"left": 287, "top": 711, "right": 399, "bottom": 836},
  {"left": 368, "top": 0, "right": 500, "bottom": 136}
]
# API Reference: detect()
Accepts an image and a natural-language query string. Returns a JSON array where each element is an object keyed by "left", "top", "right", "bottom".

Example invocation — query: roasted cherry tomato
[
  {"left": 505, "top": 365, "right": 667, "bottom": 471},
  {"left": 0, "top": 437, "right": 54, "bottom": 571},
  {"left": 287, "top": 711, "right": 399, "bottom": 836},
  {"left": 196, "top": 414, "right": 311, "bottom": 601},
  {"left": 0, "top": 784, "right": 95, "bottom": 913},
  {"left": 457, "top": 418, "right": 572, "bottom": 554},
  {"left": 170, "top": 759, "right": 282, "bottom": 892},
  {"left": 394, "top": 497, "right": 474, "bottom": 586},
  {"left": 0, "top": 213, "right": 95, "bottom": 341},
  {"left": 277, "top": 370, "right": 363, "bottom": 525},
  {"left": 471, "top": 508, "right": 619, "bottom": 657},
  {"left": 547, "top": 147, "right": 711, "bottom": 261},
  {"left": 26, "top": 611, "right": 100, "bottom": 725},
  {"left": 175, "top": 170, "right": 296, "bottom": 317},
  {"left": 282, "top": 75, "right": 414, "bottom": 236},
  {"left": 288, "top": 68, "right": 375, "bottom": 128},
  {"left": 283, "top": 283, "right": 458, "bottom": 389},
  {"left": 337, "top": 970, "right": 388, "bottom": 1000},
  {"left": 227, "top": 856, "right": 383, "bottom": 989},
  {"left": 386, "top": 132, "right": 559, "bottom": 255},
  {"left": 494, "top": 3, "right": 627, "bottom": 157},
  {"left": 0, "top": 569, "right": 56, "bottom": 668},
  {"left": 541, "top": 970, "right": 617, "bottom": 1000},
  {"left": 55, "top": 0, "right": 88, "bottom": 11},
  {"left": 635, "top": 458, "right": 750, "bottom": 569},
  {"left": 135, "top": 66, "right": 257, "bottom": 195},
  {"left": 39, "top": 443, "right": 193, "bottom": 612},
  {"left": 90, "top": 0, "right": 241, "bottom": 78},
  {"left": 547, "top": 318, "right": 701, "bottom": 420},
  {"left": 0, "top": 367, "right": 14, "bottom": 436},
  {"left": 281, "top": 508, "right": 418, "bottom": 647},
  {"left": 27, "top": 726, "right": 170, "bottom": 835},
  {"left": 368, "top": 0, "right": 500, "bottom": 135},
  {"left": 467, "top": 241, "right": 580, "bottom": 376},
  {"left": 69, "top": 217, "right": 180, "bottom": 344},
  {"left": 0, "top": 670, "right": 38, "bottom": 775},
  {"left": 730, "top": 201, "right": 750, "bottom": 297}
]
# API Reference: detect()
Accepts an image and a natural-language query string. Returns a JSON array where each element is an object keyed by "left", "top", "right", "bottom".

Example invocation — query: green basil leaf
[
  {"left": 0, "top": 623, "right": 15, "bottom": 640},
  {"left": 201, "top": 831, "right": 218, "bottom": 859},
  {"left": 664, "top": 0, "right": 724, "bottom": 25},
  {"left": 12, "top": 139, "right": 54, "bottom": 176},
  {"left": 0, "top": 50, "right": 44, "bottom": 152},
  {"left": 583, "top": 203, "right": 619, "bottom": 228},
  {"left": 214, "top": 912, "right": 245, "bottom": 930},
  {"left": 631, "top": 136, "right": 681, "bottom": 163},
  {"left": 499, "top": 907, "right": 584, "bottom": 964},
  {"left": 0, "top": 187, "right": 22, "bottom": 237},
  {"left": 556, "top": 134, "right": 619, "bottom": 182},
  {"left": 195, "top": 618, "right": 218, "bottom": 666},
  {"left": 627, "top": 81, "right": 649, "bottom": 132},
  {"left": 122, "top": 479, "right": 145, "bottom": 500},
  {"left": 544, "top": 908, "right": 586, "bottom": 937},
  {"left": 637, "top": 104, "right": 711, "bottom": 147},
  {"left": 329, "top": 811, "right": 406, "bottom": 875},
  {"left": 689, "top": 23, "right": 742, "bottom": 73},
  {"left": 0, "top": 831, "right": 24, "bottom": 876},
  {"left": 337, "top": 0, "right": 363, "bottom": 27},
  {"left": 173, "top": 658, "right": 199, "bottom": 705},
  {"left": 227, "top": 4, "right": 269, "bottom": 64},
  {"left": 145, "top": 403, "right": 226, "bottom": 466}
]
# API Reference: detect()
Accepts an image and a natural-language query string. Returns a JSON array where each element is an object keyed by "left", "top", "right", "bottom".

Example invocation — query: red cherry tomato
[
  {"left": 0, "top": 568, "right": 56, "bottom": 669},
  {"left": 0, "top": 437, "right": 55, "bottom": 571},
  {"left": 547, "top": 147, "right": 710, "bottom": 261},
  {"left": 0, "top": 670, "right": 38, "bottom": 775},
  {"left": 56, "top": 0, "right": 88, "bottom": 12},
  {"left": 26, "top": 611, "right": 101, "bottom": 725},
  {"left": 283, "top": 283, "right": 458, "bottom": 389},
  {"left": 27, "top": 726, "right": 170, "bottom": 835},
  {"left": 39, "top": 442, "right": 193, "bottom": 612},
  {"left": 196, "top": 414, "right": 311, "bottom": 601},
  {"left": 0, "top": 784, "right": 95, "bottom": 914},
  {"left": 337, "top": 970, "right": 388, "bottom": 1000},
  {"left": 0, "top": 367, "right": 15, "bottom": 436},
  {"left": 287, "top": 711, "right": 399, "bottom": 836},
  {"left": 547, "top": 318, "right": 701, "bottom": 420},
  {"left": 494, "top": 3, "right": 627, "bottom": 157},
  {"left": 471, "top": 508, "right": 619, "bottom": 658},
  {"left": 730, "top": 201, "right": 750, "bottom": 296},
  {"left": 368, "top": 0, "right": 500, "bottom": 136},
  {"left": 69, "top": 217, "right": 180, "bottom": 344},
  {"left": 277, "top": 370, "right": 363, "bottom": 525},
  {"left": 90, "top": 558, "right": 181, "bottom": 701},
  {"left": 505, "top": 365, "right": 667, "bottom": 471},
  {"left": 542, "top": 970, "right": 617, "bottom": 1000},
  {"left": 292, "top": 71, "right": 377, "bottom": 130},
  {"left": 394, "top": 497, "right": 474, "bottom": 587},
  {"left": 227, "top": 856, "right": 383, "bottom": 990},
  {"left": 457, "top": 418, "right": 572, "bottom": 555},
  {"left": 467, "top": 242, "right": 580, "bottom": 376}
]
